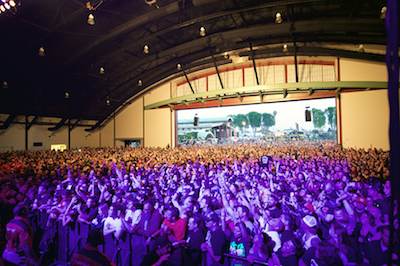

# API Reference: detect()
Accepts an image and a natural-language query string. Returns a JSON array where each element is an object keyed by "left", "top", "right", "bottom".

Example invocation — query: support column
[
  {"left": 68, "top": 119, "right": 71, "bottom": 150},
  {"left": 294, "top": 40, "right": 299, "bottom": 83},
  {"left": 25, "top": 116, "right": 28, "bottom": 150}
]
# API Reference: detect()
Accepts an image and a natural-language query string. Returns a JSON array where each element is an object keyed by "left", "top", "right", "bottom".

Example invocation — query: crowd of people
[{"left": 0, "top": 141, "right": 397, "bottom": 266}]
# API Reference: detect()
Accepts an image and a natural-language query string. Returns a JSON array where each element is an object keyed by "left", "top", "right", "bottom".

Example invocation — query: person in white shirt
[{"left": 103, "top": 204, "right": 123, "bottom": 239}]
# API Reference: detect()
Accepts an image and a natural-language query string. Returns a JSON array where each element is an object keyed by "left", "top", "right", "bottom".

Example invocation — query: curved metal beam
[{"left": 144, "top": 81, "right": 391, "bottom": 110}]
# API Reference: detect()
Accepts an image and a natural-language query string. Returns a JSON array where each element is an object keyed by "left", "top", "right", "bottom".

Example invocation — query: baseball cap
[
  {"left": 356, "top": 197, "right": 367, "bottom": 206},
  {"left": 304, "top": 203, "right": 315, "bottom": 213},
  {"left": 302, "top": 215, "right": 317, "bottom": 228}
]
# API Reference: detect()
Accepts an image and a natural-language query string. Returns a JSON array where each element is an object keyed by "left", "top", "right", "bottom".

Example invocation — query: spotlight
[
  {"left": 177, "top": 63, "right": 182, "bottom": 70},
  {"left": 199, "top": 26, "right": 206, "bottom": 37},
  {"left": 38, "top": 46, "right": 45, "bottom": 56},
  {"left": 87, "top": 14, "right": 95, "bottom": 25},
  {"left": 380, "top": 6, "right": 387, "bottom": 19},
  {"left": 99, "top": 67, "right": 105, "bottom": 74},
  {"left": 65, "top": 92, "right": 70, "bottom": 99},
  {"left": 283, "top": 44, "right": 288, "bottom": 52},
  {"left": 4, "top": 2, "right": 9, "bottom": 9},
  {"left": 358, "top": 44, "right": 365, "bottom": 53},
  {"left": 275, "top": 12, "right": 282, "bottom": 24},
  {"left": 106, "top": 99, "right": 110, "bottom": 105},
  {"left": 0, "top": 5, "right": 5, "bottom": 12},
  {"left": 143, "top": 44, "right": 149, "bottom": 54},
  {"left": 9, "top": 0, "right": 15, "bottom": 7},
  {"left": 138, "top": 80, "right": 143, "bottom": 86}
]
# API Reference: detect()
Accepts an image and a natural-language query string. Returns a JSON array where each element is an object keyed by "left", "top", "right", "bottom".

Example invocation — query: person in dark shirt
[
  {"left": 140, "top": 235, "right": 172, "bottom": 266},
  {"left": 365, "top": 225, "right": 399, "bottom": 266},
  {"left": 77, "top": 196, "right": 99, "bottom": 224},
  {"left": 182, "top": 214, "right": 205, "bottom": 266},
  {"left": 201, "top": 212, "right": 228, "bottom": 266},
  {"left": 70, "top": 228, "right": 116, "bottom": 266},
  {"left": 271, "top": 239, "right": 298, "bottom": 266}
]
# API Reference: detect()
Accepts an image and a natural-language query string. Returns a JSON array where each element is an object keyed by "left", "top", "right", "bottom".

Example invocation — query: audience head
[{"left": 87, "top": 228, "right": 105, "bottom": 246}]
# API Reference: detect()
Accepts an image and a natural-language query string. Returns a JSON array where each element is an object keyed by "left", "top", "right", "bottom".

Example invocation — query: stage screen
[{"left": 177, "top": 98, "right": 336, "bottom": 144}]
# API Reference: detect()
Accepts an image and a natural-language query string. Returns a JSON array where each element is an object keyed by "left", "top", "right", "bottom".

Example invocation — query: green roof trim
[{"left": 144, "top": 81, "right": 392, "bottom": 110}]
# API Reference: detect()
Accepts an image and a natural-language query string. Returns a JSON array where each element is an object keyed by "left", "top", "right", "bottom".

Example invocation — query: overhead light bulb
[
  {"left": 177, "top": 63, "right": 182, "bottom": 70},
  {"left": 4, "top": 3, "right": 10, "bottom": 9},
  {"left": 9, "top": 0, "right": 15, "bottom": 7},
  {"left": 106, "top": 99, "right": 110, "bottom": 105},
  {"left": 38, "top": 46, "right": 45, "bottom": 56},
  {"left": 380, "top": 6, "right": 387, "bottom": 19},
  {"left": 0, "top": 5, "right": 5, "bottom": 12},
  {"left": 99, "top": 67, "right": 105, "bottom": 74},
  {"left": 138, "top": 80, "right": 143, "bottom": 86},
  {"left": 358, "top": 44, "right": 365, "bottom": 53},
  {"left": 2, "top": 81, "right": 8, "bottom": 89},
  {"left": 224, "top": 52, "right": 229, "bottom": 59},
  {"left": 87, "top": 13, "right": 95, "bottom": 25},
  {"left": 143, "top": 44, "right": 149, "bottom": 54},
  {"left": 199, "top": 26, "right": 206, "bottom": 37},
  {"left": 275, "top": 12, "right": 283, "bottom": 23},
  {"left": 283, "top": 44, "right": 288, "bottom": 52},
  {"left": 65, "top": 92, "right": 70, "bottom": 99}
]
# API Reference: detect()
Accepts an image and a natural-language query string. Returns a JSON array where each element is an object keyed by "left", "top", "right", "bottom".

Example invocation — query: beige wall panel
[
  {"left": 0, "top": 123, "right": 25, "bottom": 152},
  {"left": 144, "top": 108, "right": 171, "bottom": 148},
  {"left": 115, "top": 98, "right": 143, "bottom": 139},
  {"left": 115, "top": 140, "right": 125, "bottom": 148},
  {"left": 340, "top": 59, "right": 387, "bottom": 82},
  {"left": 244, "top": 68, "right": 256, "bottom": 86},
  {"left": 341, "top": 90, "right": 390, "bottom": 150},
  {"left": 144, "top": 83, "right": 170, "bottom": 105},
  {"left": 208, "top": 74, "right": 219, "bottom": 91},
  {"left": 70, "top": 127, "right": 100, "bottom": 149},
  {"left": 99, "top": 120, "right": 115, "bottom": 147},
  {"left": 30, "top": 125, "right": 69, "bottom": 151}
]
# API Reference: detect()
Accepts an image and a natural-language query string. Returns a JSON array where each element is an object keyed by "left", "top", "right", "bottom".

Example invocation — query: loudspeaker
[{"left": 305, "top": 110, "right": 311, "bottom": 122}]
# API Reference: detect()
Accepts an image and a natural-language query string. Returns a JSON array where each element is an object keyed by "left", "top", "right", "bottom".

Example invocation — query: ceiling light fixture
[
  {"left": 145, "top": 0, "right": 159, "bottom": 8},
  {"left": 38, "top": 46, "right": 45, "bottom": 56},
  {"left": 87, "top": 13, "right": 95, "bottom": 25},
  {"left": 358, "top": 44, "right": 365, "bottom": 53},
  {"left": 65, "top": 92, "right": 70, "bottom": 99},
  {"left": 199, "top": 26, "right": 206, "bottom": 37},
  {"left": 106, "top": 99, "right": 110, "bottom": 105},
  {"left": 380, "top": 6, "right": 387, "bottom": 19},
  {"left": 177, "top": 63, "right": 182, "bottom": 70},
  {"left": 0, "top": 0, "right": 19, "bottom": 15},
  {"left": 2, "top": 81, "right": 8, "bottom": 89},
  {"left": 99, "top": 67, "right": 105, "bottom": 74},
  {"left": 138, "top": 80, "right": 143, "bottom": 86},
  {"left": 275, "top": 12, "right": 282, "bottom": 23},
  {"left": 283, "top": 44, "right": 288, "bottom": 52},
  {"left": 143, "top": 44, "right": 149, "bottom": 54},
  {"left": 86, "top": 1, "right": 103, "bottom": 11}
]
